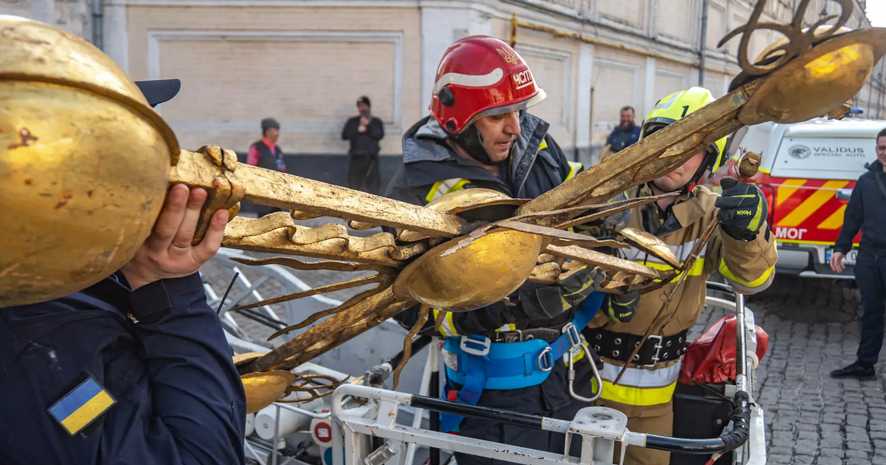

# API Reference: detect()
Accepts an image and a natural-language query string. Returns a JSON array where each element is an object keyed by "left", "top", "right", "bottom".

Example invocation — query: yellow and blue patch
[{"left": 48, "top": 376, "right": 115, "bottom": 435}]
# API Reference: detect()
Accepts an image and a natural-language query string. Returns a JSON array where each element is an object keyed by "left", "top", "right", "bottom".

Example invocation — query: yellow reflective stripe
[
  {"left": 425, "top": 180, "right": 445, "bottom": 203},
  {"left": 566, "top": 161, "right": 582, "bottom": 181},
  {"left": 634, "top": 258, "right": 705, "bottom": 279},
  {"left": 424, "top": 178, "right": 470, "bottom": 203},
  {"left": 718, "top": 259, "right": 775, "bottom": 289},
  {"left": 601, "top": 380, "right": 677, "bottom": 406},
  {"left": 433, "top": 309, "right": 459, "bottom": 336},
  {"left": 748, "top": 195, "right": 764, "bottom": 232},
  {"left": 537, "top": 139, "right": 549, "bottom": 152},
  {"left": 496, "top": 323, "right": 517, "bottom": 332}
]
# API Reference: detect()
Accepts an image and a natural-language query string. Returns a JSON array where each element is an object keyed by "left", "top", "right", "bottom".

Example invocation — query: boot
[{"left": 830, "top": 361, "right": 876, "bottom": 380}]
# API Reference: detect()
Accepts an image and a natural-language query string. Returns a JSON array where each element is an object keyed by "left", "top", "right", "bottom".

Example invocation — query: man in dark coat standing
[
  {"left": 830, "top": 127, "right": 886, "bottom": 379},
  {"left": 342, "top": 96, "right": 384, "bottom": 193}
]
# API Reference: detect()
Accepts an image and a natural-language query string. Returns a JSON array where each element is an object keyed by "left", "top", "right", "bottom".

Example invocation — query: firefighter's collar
[{"left": 639, "top": 184, "right": 708, "bottom": 229}]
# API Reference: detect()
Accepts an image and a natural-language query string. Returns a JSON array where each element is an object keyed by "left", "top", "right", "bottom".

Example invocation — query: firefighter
[
  {"left": 0, "top": 81, "right": 245, "bottom": 465},
  {"left": 582, "top": 87, "right": 778, "bottom": 465},
  {"left": 385, "top": 36, "right": 618, "bottom": 464}
]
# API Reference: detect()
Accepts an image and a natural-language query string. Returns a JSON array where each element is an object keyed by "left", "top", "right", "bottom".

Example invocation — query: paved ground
[{"left": 203, "top": 249, "right": 886, "bottom": 465}]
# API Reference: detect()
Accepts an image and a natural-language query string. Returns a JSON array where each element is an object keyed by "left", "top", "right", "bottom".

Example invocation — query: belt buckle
[
  {"left": 638, "top": 335, "right": 664, "bottom": 368},
  {"left": 460, "top": 335, "right": 491, "bottom": 357},
  {"left": 495, "top": 329, "right": 523, "bottom": 343}
]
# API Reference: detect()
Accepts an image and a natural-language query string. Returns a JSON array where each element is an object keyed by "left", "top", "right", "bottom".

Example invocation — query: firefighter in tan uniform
[{"left": 583, "top": 87, "right": 777, "bottom": 465}]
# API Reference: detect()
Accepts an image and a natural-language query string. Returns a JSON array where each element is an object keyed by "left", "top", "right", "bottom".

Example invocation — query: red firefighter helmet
[{"left": 430, "top": 36, "right": 546, "bottom": 135}]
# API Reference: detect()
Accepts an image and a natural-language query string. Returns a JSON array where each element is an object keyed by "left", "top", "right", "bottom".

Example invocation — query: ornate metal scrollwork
[{"left": 718, "top": 0, "right": 852, "bottom": 77}]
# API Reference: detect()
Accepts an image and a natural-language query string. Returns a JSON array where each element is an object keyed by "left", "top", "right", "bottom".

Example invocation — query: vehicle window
[{"left": 771, "top": 137, "right": 873, "bottom": 180}]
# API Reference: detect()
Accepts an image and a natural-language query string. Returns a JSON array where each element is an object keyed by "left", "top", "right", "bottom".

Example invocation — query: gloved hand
[
  {"left": 520, "top": 266, "right": 607, "bottom": 321},
  {"left": 604, "top": 290, "right": 639, "bottom": 323},
  {"left": 715, "top": 178, "right": 768, "bottom": 241},
  {"left": 560, "top": 266, "right": 607, "bottom": 306}
]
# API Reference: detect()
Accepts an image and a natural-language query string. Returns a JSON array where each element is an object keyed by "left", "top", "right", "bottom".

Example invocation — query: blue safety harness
[{"left": 440, "top": 292, "right": 605, "bottom": 432}]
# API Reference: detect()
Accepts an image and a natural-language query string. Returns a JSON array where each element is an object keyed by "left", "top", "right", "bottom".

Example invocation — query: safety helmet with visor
[{"left": 641, "top": 87, "right": 726, "bottom": 190}]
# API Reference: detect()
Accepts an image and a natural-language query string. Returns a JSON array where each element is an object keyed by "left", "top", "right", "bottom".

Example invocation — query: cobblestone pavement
[{"left": 202, "top": 249, "right": 885, "bottom": 465}]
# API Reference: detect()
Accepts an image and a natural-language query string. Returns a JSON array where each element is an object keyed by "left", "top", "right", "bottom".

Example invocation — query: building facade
[{"left": 3, "top": 0, "right": 885, "bottom": 172}]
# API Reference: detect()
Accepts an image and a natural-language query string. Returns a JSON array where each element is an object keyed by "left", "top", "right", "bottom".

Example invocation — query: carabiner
[{"left": 566, "top": 342, "right": 603, "bottom": 403}]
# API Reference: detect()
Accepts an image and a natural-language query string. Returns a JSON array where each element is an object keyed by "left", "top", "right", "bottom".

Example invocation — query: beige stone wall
[
  {"left": 124, "top": 4, "right": 421, "bottom": 155},
  {"left": 0, "top": 0, "right": 92, "bottom": 37},
  {"left": 495, "top": 23, "right": 583, "bottom": 151}
]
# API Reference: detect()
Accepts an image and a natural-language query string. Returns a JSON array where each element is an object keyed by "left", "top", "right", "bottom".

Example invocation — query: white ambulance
[{"left": 730, "top": 118, "right": 886, "bottom": 278}]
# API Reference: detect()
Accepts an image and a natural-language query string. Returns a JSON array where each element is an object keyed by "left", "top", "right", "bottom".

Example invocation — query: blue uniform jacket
[
  {"left": 0, "top": 273, "right": 246, "bottom": 465},
  {"left": 605, "top": 124, "right": 641, "bottom": 153}
]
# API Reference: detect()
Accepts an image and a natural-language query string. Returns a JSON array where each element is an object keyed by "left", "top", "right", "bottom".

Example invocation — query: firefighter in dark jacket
[
  {"left": 830, "top": 127, "right": 886, "bottom": 379},
  {"left": 342, "top": 96, "right": 385, "bottom": 193},
  {"left": 386, "top": 36, "right": 621, "bottom": 465},
  {"left": 0, "top": 81, "right": 245, "bottom": 465}
]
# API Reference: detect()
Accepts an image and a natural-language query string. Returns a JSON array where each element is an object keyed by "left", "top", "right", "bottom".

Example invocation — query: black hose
[
  {"left": 409, "top": 395, "right": 545, "bottom": 430},
  {"left": 406, "top": 389, "right": 752, "bottom": 456}
]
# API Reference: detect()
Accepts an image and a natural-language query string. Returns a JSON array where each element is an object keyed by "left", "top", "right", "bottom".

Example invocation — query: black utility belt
[
  {"left": 487, "top": 327, "right": 562, "bottom": 344},
  {"left": 583, "top": 328, "right": 688, "bottom": 366}
]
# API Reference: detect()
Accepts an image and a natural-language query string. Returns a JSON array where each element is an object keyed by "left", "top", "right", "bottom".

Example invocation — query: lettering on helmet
[
  {"left": 512, "top": 69, "right": 535, "bottom": 90},
  {"left": 497, "top": 47, "right": 519, "bottom": 64}
]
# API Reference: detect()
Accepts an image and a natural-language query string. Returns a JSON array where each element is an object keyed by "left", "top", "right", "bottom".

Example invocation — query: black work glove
[
  {"left": 604, "top": 290, "right": 639, "bottom": 323},
  {"left": 715, "top": 178, "right": 767, "bottom": 241},
  {"left": 522, "top": 266, "right": 607, "bottom": 321},
  {"left": 561, "top": 266, "right": 606, "bottom": 300}
]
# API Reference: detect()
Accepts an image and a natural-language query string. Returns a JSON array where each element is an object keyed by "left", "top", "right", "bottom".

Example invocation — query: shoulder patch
[{"left": 48, "top": 376, "right": 115, "bottom": 435}]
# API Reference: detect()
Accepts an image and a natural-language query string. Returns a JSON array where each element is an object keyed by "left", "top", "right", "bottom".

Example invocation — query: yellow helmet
[{"left": 641, "top": 87, "right": 727, "bottom": 174}]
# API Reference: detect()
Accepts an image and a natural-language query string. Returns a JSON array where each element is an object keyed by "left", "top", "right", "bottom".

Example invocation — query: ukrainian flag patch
[{"left": 48, "top": 376, "right": 115, "bottom": 435}]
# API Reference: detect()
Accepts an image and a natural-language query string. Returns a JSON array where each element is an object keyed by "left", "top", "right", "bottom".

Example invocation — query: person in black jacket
[
  {"left": 0, "top": 81, "right": 245, "bottom": 465},
  {"left": 830, "top": 127, "right": 886, "bottom": 379},
  {"left": 342, "top": 96, "right": 384, "bottom": 193},
  {"left": 386, "top": 36, "right": 612, "bottom": 465}
]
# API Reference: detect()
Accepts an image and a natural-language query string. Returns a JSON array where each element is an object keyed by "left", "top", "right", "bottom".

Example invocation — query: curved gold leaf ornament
[{"left": 241, "top": 371, "right": 297, "bottom": 414}]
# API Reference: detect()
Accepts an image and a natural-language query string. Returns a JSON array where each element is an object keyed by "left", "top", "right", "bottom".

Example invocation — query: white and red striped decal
[{"left": 433, "top": 68, "right": 504, "bottom": 94}]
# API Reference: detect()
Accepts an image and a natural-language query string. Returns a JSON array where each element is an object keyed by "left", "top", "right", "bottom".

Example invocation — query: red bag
[{"left": 679, "top": 316, "right": 769, "bottom": 385}]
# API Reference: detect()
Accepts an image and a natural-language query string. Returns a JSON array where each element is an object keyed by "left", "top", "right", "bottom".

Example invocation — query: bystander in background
[
  {"left": 830, "top": 127, "right": 886, "bottom": 379},
  {"left": 604, "top": 105, "right": 641, "bottom": 155},
  {"left": 246, "top": 117, "right": 287, "bottom": 216},
  {"left": 342, "top": 96, "right": 384, "bottom": 193}
]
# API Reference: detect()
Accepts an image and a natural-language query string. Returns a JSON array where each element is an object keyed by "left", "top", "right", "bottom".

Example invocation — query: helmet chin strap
[{"left": 453, "top": 124, "right": 508, "bottom": 166}]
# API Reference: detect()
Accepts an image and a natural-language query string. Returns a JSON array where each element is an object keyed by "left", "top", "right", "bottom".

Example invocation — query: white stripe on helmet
[{"left": 433, "top": 68, "right": 504, "bottom": 94}]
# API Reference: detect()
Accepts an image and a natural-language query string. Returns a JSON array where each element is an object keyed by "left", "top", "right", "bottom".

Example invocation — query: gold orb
[
  {"left": 740, "top": 29, "right": 886, "bottom": 125},
  {"left": 0, "top": 16, "right": 178, "bottom": 306},
  {"left": 394, "top": 228, "right": 544, "bottom": 312}
]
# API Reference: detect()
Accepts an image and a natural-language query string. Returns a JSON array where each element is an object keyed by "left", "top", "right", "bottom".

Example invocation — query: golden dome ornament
[{"left": 0, "top": 15, "right": 178, "bottom": 305}]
